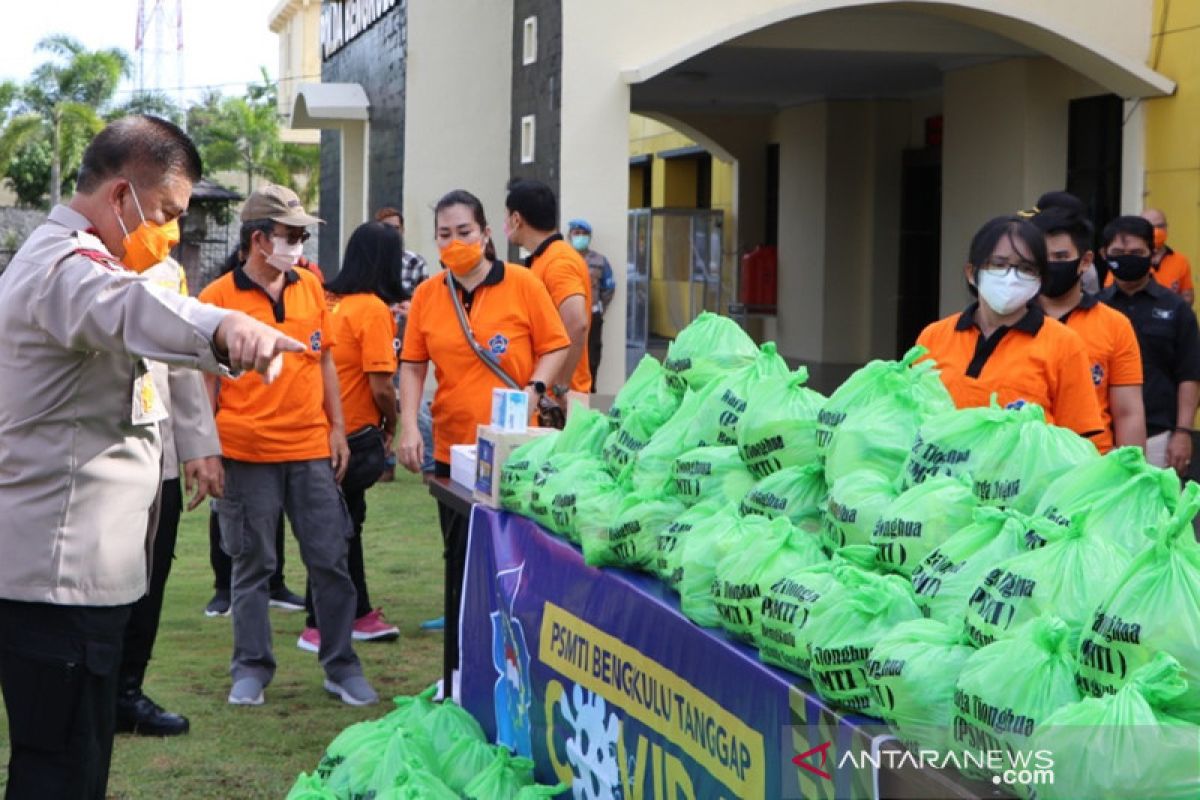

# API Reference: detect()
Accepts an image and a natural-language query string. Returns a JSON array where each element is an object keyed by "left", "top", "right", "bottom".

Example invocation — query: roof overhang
[{"left": 291, "top": 82, "right": 370, "bottom": 128}]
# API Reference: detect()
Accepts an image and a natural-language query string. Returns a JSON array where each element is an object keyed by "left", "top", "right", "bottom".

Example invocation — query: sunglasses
[{"left": 272, "top": 229, "right": 311, "bottom": 245}]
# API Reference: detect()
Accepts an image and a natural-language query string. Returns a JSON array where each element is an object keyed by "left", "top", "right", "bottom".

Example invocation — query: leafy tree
[
  {"left": 0, "top": 36, "right": 129, "bottom": 207},
  {"left": 107, "top": 90, "right": 184, "bottom": 125}
]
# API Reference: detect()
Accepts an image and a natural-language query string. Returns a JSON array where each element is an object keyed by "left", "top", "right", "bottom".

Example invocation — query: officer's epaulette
[{"left": 73, "top": 247, "right": 123, "bottom": 272}]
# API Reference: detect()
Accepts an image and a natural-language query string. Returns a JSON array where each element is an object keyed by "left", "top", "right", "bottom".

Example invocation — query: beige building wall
[
  {"left": 403, "top": 0, "right": 514, "bottom": 269},
  {"left": 269, "top": 0, "right": 322, "bottom": 145}
]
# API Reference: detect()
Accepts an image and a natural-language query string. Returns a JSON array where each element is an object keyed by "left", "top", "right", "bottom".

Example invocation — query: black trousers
[
  {"left": 209, "top": 510, "right": 289, "bottom": 592},
  {"left": 587, "top": 313, "right": 604, "bottom": 393},
  {"left": 304, "top": 483, "right": 370, "bottom": 627},
  {"left": 434, "top": 461, "right": 469, "bottom": 692},
  {"left": 120, "top": 478, "right": 181, "bottom": 683},
  {"left": 0, "top": 599, "right": 131, "bottom": 800}
]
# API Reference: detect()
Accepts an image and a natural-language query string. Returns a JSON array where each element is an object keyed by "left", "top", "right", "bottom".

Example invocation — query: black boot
[{"left": 115, "top": 667, "right": 190, "bottom": 737}]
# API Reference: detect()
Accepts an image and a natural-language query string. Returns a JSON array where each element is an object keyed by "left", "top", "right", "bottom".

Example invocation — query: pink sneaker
[
  {"left": 352, "top": 608, "right": 400, "bottom": 641},
  {"left": 297, "top": 626, "right": 320, "bottom": 653}
]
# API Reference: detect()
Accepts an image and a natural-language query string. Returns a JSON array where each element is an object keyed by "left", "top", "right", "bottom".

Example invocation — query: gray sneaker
[
  {"left": 323, "top": 675, "right": 378, "bottom": 706},
  {"left": 228, "top": 677, "right": 265, "bottom": 706}
]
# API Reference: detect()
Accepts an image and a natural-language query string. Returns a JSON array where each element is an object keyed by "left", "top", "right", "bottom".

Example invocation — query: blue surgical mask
[{"left": 570, "top": 234, "right": 590, "bottom": 252}]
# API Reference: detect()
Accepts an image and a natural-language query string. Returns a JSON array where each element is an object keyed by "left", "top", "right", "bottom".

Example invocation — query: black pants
[
  {"left": 434, "top": 462, "right": 469, "bottom": 692},
  {"left": 304, "top": 483, "right": 370, "bottom": 627},
  {"left": 209, "top": 510, "right": 288, "bottom": 592},
  {"left": 119, "top": 479, "right": 182, "bottom": 685},
  {"left": 588, "top": 313, "right": 604, "bottom": 393},
  {"left": 0, "top": 599, "right": 131, "bottom": 800}
]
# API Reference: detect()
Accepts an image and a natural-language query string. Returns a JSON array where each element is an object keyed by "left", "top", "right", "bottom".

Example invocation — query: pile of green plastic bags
[
  {"left": 494, "top": 313, "right": 1200, "bottom": 798},
  {"left": 286, "top": 687, "right": 567, "bottom": 800}
]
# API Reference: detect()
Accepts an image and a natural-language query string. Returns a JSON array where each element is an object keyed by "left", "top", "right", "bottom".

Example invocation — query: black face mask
[
  {"left": 1108, "top": 254, "right": 1152, "bottom": 282},
  {"left": 1041, "top": 258, "right": 1082, "bottom": 298}
]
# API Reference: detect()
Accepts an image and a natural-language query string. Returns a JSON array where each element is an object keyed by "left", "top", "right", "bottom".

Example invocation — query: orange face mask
[
  {"left": 115, "top": 182, "right": 180, "bottom": 273},
  {"left": 439, "top": 238, "right": 484, "bottom": 276},
  {"left": 1154, "top": 227, "right": 1168, "bottom": 250}
]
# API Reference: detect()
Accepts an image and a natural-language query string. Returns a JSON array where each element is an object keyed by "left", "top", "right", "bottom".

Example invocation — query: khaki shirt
[
  {"left": 143, "top": 258, "right": 222, "bottom": 481},
  {"left": 0, "top": 205, "right": 230, "bottom": 606}
]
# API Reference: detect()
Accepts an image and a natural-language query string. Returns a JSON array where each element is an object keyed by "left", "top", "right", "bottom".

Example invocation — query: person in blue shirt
[{"left": 567, "top": 217, "right": 616, "bottom": 392}]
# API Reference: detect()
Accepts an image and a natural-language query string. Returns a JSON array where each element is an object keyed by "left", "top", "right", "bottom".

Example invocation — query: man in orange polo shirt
[
  {"left": 200, "top": 185, "right": 376, "bottom": 708},
  {"left": 1033, "top": 205, "right": 1146, "bottom": 453},
  {"left": 1142, "top": 208, "right": 1194, "bottom": 304},
  {"left": 504, "top": 178, "right": 592, "bottom": 398}
]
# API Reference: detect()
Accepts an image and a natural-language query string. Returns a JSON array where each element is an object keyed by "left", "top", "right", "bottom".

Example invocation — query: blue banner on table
[{"left": 459, "top": 506, "right": 883, "bottom": 799}]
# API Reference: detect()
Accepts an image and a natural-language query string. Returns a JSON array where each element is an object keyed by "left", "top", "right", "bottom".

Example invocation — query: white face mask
[
  {"left": 975, "top": 268, "right": 1041, "bottom": 316},
  {"left": 262, "top": 236, "right": 304, "bottom": 272}
]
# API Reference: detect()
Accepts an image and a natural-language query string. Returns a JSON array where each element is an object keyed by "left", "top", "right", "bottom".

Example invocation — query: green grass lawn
[{"left": 0, "top": 469, "right": 446, "bottom": 799}]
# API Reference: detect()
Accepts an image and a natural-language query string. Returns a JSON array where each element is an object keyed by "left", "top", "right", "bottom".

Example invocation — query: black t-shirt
[{"left": 1101, "top": 278, "right": 1200, "bottom": 435}]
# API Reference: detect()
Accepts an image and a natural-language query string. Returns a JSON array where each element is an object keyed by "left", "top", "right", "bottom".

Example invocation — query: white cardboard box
[
  {"left": 490, "top": 388, "right": 529, "bottom": 432},
  {"left": 450, "top": 444, "right": 478, "bottom": 489}
]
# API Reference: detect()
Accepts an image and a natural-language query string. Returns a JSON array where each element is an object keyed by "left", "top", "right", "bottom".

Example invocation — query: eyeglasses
[
  {"left": 273, "top": 229, "right": 311, "bottom": 245},
  {"left": 980, "top": 259, "right": 1040, "bottom": 282}
]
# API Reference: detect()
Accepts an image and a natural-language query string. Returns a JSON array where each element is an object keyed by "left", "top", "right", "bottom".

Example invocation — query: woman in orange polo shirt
[
  {"left": 917, "top": 215, "right": 1104, "bottom": 442},
  {"left": 297, "top": 221, "right": 409, "bottom": 651},
  {"left": 397, "top": 189, "right": 570, "bottom": 691}
]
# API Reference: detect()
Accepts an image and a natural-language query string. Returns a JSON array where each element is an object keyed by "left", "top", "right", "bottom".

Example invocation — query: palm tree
[{"left": 0, "top": 36, "right": 129, "bottom": 207}]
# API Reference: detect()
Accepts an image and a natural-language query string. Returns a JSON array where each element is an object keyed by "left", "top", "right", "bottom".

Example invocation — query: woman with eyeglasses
[{"left": 916, "top": 215, "right": 1105, "bottom": 441}]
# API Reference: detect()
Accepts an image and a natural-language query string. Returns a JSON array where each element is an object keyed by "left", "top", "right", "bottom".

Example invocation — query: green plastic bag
[
  {"left": 969, "top": 403, "right": 1099, "bottom": 512},
  {"left": 816, "top": 345, "right": 953, "bottom": 458},
  {"left": 738, "top": 368, "right": 826, "bottom": 479},
  {"left": 1034, "top": 445, "right": 1179, "bottom": 556},
  {"left": 900, "top": 402, "right": 1008, "bottom": 489},
  {"left": 680, "top": 342, "right": 790, "bottom": 448},
  {"left": 663, "top": 311, "right": 759, "bottom": 393},
  {"left": 550, "top": 406, "right": 612, "bottom": 458},
  {"left": 462, "top": 747, "right": 536, "bottom": 800},
  {"left": 952, "top": 616, "right": 1081, "bottom": 781},
  {"left": 374, "top": 768, "right": 460, "bottom": 800},
  {"left": 803, "top": 569, "right": 923, "bottom": 712},
  {"left": 527, "top": 453, "right": 591, "bottom": 531},
  {"left": 286, "top": 773, "right": 336, "bottom": 800},
  {"left": 1076, "top": 482, "right": 1200, "bottom": 723},
  {"left": 531, "top": 457, "right": 615, "bottom": 540},
  {"left": 582, "top": 491, "right": 686, "bottom": 570},
  {"left": 712, "top": 516, "right": 828, "bottom": 641},
  {"left": 631, "top": 384, "right": 719, "bottom": 496},
  {"left": 380, "top": 687, "right": 439, "bottom": 732},
  {"left": 1032, "top": 653, "right": 1200, "bottom": 800},
  {"left": 872, "top": 474, "right": 977, "bottom": 576},
  {"left": 316, "top": 718, "right": 391, "bottom": 781},
  {"left": 822, "top": 394, "right": 925, "bottom": 486},
  {"left": 677, "top": 504, "right": 762, "bottom": 627},
  {"left": 865, "top": 618, "right": 974, "bottom": 753},
  {"left": 438, "top": 735, "right": 499, "bottom": 793},
  {"left": 415, "top": 696, "right": 487, "bottom": 753},
  {"left": 609, "top": 355, "right": 667, "bottom": 422},
  {"left": 368, "top": 727, "right": 440, "bottom": 797},
  {"left": 739, "top": 464, "right": 827, "bottom": 533},
  {"left": 823, "top": 469, "right": 898, "bottom": 553},
  {"left": 514, "top": 782, "right": 571, "bottom": 799},
  {"left": 499, "top": 434, "right": 560, "bottom": 516},
  {"left": 963, "top": 515, "right": 1133, "bottom": 649},
  {"left": 573, "top": 480, "right": 625, "bottom": 555},
  {"left": 757, "top": 546, "right": 878, "bottom": 676},
  {"left": 909, "top": 507, "right": 1036, "bottom": 624},
  {"left": 602, "top": 406, "right": 659, "bottom": 484},
  {"left": 670, "top": 445, "right": 756, "bottom": 506},
  {"left": 326, "top": 739, "right": 387, "bottom": 800},
  {"left": 655, "top": 497, "right": 726, "bottom": 585}
]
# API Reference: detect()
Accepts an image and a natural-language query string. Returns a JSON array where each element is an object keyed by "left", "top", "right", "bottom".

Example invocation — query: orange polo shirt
[
  {"left": 916, "top": 303, "right": 1104, "bottom": 441},
  {"left": 401, "top": 260, "right": 570, "bottom": 462},
  {"left": 1058, "top": 295, "right": 1143, "bottom": 453},
  {"left": 327, "top": 291, "right": 398, "bottom": 434},
  {"left": 527, "top": 235, "right": 593, "bottom": 392},
  {"left": 199, "top": 267, "right": 334, "bottom": 462}
]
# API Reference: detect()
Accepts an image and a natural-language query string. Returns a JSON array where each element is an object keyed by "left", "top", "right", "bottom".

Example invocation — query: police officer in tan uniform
[{"left": 0, "top": 115, "right": 303, "bottom": 800}]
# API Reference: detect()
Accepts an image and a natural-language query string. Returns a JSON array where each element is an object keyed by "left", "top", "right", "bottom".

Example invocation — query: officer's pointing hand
[{"left": 214, "top": 312, "right": 306, "bottom": 383}]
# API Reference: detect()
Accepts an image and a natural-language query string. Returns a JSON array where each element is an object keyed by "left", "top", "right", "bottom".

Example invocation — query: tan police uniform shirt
[{"left": 0, "top": 205, "right": 231, "bottom": 606}]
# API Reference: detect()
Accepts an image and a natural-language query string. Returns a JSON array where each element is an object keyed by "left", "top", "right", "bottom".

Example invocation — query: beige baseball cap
[{"left": 240, "top": 183, "right": 324, "bottom": 226}]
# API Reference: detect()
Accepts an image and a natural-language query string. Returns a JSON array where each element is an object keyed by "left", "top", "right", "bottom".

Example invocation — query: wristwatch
[
  {"left": 526, "top": 380, "right": 547, "bottom": 395},
  {"left": 551, "top": 383, "right": 569, "bottom": 399}
]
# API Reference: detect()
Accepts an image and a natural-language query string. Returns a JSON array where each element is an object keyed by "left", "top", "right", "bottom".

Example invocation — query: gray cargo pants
[{"left": 216, "top": 458, "right": 363, "bottom": 686}]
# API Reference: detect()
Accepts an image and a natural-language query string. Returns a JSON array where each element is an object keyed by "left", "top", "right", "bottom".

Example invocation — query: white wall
[{"left": 403, "top": 0, "right": 513, "bottom": 268}]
